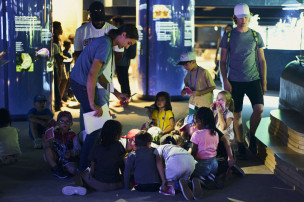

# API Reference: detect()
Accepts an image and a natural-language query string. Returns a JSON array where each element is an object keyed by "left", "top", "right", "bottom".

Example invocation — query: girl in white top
[{"left": 210, "top": 90, "right": 235, "bottom": 144}]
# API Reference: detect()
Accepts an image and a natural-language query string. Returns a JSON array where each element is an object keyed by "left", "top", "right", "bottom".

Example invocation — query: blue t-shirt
[
  {"left": 70, "top": 36, "right": 113, "bottom": 86},
  {"left": 27, "top": 108, "right": 53, "bottom": 139},
  {"left": 219, "top": 28, "right": 265, "bottom": 82}
]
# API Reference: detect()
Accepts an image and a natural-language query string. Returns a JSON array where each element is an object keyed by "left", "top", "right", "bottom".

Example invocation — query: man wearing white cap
[
  {"left": 178, "top": 52, "right": 216, "bottom": 115},
  {"left": 219, "top": 3, "right": 267, "bottom": 159}
]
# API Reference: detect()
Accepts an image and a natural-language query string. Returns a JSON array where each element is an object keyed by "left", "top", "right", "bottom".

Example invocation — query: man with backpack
[{"left": 219, "top": 3, "right": 267, "bottom": 159}]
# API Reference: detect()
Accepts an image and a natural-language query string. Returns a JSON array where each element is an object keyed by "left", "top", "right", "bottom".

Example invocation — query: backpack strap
[
  {"left": 226, "top": 31, "right": 232, "bottom": 52},
  {"left": 251, "top": 29, "right": 259, "bottom": 52}
]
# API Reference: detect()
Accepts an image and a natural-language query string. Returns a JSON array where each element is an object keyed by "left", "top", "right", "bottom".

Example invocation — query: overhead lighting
[
  {"left": 282, "top": 0, "right": 301, "bottom": 7},
  {"left": 282, "top": 0, "right": 304, "bottom": 10}
]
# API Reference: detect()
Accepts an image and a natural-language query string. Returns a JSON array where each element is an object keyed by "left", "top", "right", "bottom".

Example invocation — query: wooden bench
[{"left": 248, "top": 109, "right": 304, "bottom": 195}]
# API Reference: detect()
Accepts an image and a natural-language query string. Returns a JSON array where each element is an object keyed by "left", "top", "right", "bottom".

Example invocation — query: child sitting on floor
[
  {"left": 124, "top": 131, "right": 161, "bottom": 192},
  {"left": 43, "top": 111, "right": 81, "bottom": 179},
  {"left": 151, "top": 92, "right": 175, "bottom": 143},
  {"left": 210, "top": 90, "right": 235, "bottom": 144},
  {"left": 62, "top": 120, "right": 125, "bottom": 196},
  {"left": 27, "top": 94, "right": 53, "bottom": 149},
  {"left": 0, "top": 108, "right": 22, "bottom": 165}
]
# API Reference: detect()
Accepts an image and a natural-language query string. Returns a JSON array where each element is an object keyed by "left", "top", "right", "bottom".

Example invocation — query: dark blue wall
[
  {"left": 264, "top": 49, "right": 300, "bottom": 91},
  {"left": 137, "top": 0, "right": 195, "bottom": 99}
]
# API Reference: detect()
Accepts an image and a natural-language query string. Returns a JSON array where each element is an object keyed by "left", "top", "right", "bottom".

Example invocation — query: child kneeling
[
  {"left": 124, "top": 131, "right": 161, "bottom": 191},
  {"left": 155, "top": 135, "right": 203, "bottom": 200}
]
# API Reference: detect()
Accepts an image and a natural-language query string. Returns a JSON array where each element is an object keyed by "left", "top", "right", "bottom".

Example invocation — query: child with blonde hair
[{"left": 210, "top": 90, "right": 235, "bottom": 143}]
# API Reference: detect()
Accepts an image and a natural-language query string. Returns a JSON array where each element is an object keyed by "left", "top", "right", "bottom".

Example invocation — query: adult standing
[
  {"left": 70, "top": 24, "right": 138, "bottom": 172},
  {"left": 74, "top": 1, "right": 123, "bottom": 131},
  {"left": 53, "top": 21, "right": 68, "bottom": 111},
  {"left": 219, "top": 3, "right": 267, "bottom": 159},
  {"left": 110, "top": 16, "right": 137, "bottom": 107}
]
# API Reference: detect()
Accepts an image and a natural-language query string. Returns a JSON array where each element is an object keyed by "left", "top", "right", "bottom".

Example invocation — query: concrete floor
[{"left": 0, "top": 79, "right": 303, "bottom": 201}]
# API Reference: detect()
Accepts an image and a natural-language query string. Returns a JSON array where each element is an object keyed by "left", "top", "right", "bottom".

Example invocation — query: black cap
[{"left": 89, "top": 1, "right": 105, "bottom": 22}]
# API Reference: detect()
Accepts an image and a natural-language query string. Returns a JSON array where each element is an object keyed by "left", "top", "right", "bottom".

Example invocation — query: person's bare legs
[
  {"left": 248, "top": 104, "right": 264, "bottom": 154},
  {"left": 233, "top": 111, "right": 247, "bottom": 159},
  {"left": 82, "top": 172, "right": 123, "bottom": 192},
  {"left": 64, "top": 162, "right": 77, "bottom": 175},
  {"left": 44, "top": 147, "right": 57, "bottom": 168},
  {"left": 59, "top": 79, "right": 68, "bottom": 100},
  {"left": 249, "top": 104, "right": 264, "bottom": 135},
  {"left": 30, "top": 122, "right": 39, "bottom": 139},
  {"left": 233, "top": 111, "right": 243, "bottom": 143}
]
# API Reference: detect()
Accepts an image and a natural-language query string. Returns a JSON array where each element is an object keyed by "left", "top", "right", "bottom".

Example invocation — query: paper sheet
[{"left": 83, "top": 104, "right": 112, "bottom": 134}]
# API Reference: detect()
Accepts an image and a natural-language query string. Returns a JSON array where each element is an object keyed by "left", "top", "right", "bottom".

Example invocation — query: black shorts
[{"left": 230, "top": 80, "right": 264, "bottom": 113}]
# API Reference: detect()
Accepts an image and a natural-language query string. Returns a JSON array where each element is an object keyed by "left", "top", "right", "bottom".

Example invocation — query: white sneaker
[{"left": 62, "top": 186, "right": 87, "bottom": 196}]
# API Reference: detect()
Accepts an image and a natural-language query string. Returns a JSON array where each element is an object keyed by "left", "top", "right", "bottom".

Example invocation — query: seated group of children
[
  {"left": 59, "top": 90, "right": 244, "bottom": 200},
  {"left": 0, "top": 90, "right": 244, "bottom": 200}
]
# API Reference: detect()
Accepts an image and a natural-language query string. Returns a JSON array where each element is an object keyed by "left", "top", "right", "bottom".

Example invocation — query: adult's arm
[
  {"left": 257, "top": 48, "right": 267, "bottom": 94},
  {"left": 87, "top": 59, "right": 104, "bottom": 117},
  {"left": 97, "top": 71, "right": 129, "bottom": 101},
  {"left": 220, "top": 48, "right": 232, "bottom": 92},
  {"left": 97, "top": 73, "right": 109, "bottom": 89}
]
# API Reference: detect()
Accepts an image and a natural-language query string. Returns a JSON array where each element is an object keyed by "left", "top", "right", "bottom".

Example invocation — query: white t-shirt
[
  {"left": 74, "top": 21, "right": 123, "bottom": 84},
  {"left": 216, "top": 110, "right": 235, "bottom": 143}
]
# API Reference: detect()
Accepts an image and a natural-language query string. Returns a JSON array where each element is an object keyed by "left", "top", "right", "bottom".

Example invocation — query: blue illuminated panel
[
  {"left": 4, "top": 0, "right": 52, "bottom": 118},
  {"left": 138, "top": 0, "right": 194, "bottom": 98}
]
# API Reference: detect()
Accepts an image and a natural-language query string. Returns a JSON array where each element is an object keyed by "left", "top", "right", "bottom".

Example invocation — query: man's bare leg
[
  {"left": 233, "top": 111, "right": 247, "bottom": 159},
  {"left": 248, "top": 104, "right": 264, "bottom": 154}
]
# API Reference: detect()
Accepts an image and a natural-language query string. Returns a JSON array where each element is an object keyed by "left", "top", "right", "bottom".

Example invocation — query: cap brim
[
  {"left": 179, "top": 123, "right": 187, "bottom": 132},
  {"left": 176, "top": 61, "right": 189, "bottom": 66},
  {"left": 236, "top": 14, "right": 250, "bottom": 18}
]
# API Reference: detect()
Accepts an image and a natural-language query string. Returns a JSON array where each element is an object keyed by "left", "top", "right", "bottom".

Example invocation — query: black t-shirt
[{"left": 90, "top": 141, "right": 126, "bottom": 183}]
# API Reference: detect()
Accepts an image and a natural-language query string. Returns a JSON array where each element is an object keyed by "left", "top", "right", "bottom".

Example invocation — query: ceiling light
[{"left": 282, "top": 0, "right": 301, "bottom": 7}]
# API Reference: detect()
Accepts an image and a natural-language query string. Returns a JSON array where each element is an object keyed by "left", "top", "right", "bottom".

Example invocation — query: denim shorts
[{"left": 192, "top": 157, "right": 218, "bottom": 178}]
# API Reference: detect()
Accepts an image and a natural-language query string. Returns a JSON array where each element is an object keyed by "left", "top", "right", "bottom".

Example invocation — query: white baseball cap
[
  {"left": 177, "top": 52, "right": 196, "bottom": 65},
  {"left": 234, "top": 3, "right": 250, "bottom": 18}
]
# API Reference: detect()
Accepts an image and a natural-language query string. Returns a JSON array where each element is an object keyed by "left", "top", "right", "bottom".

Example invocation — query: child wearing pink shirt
[{"left": 190, "top": 107, "right": 233, "bottom": 178}]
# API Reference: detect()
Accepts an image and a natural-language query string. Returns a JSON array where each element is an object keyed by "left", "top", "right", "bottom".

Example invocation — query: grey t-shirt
[
  {"left": 70, "top": 36, "right": 113, "bottom": 86},
  {"left": 219, "top": 28, "right": 265, "bottom": 82}
]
